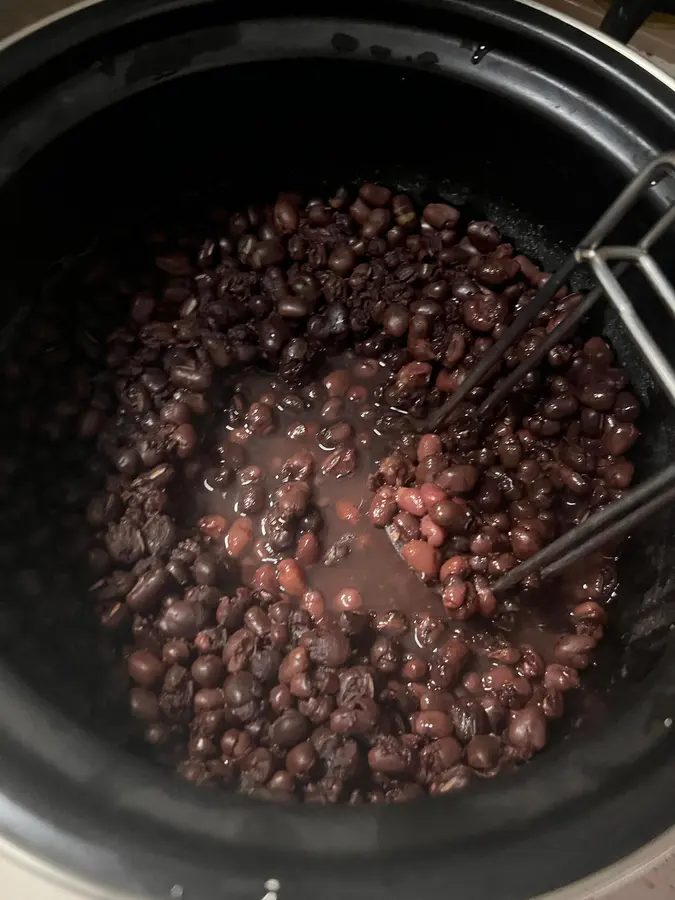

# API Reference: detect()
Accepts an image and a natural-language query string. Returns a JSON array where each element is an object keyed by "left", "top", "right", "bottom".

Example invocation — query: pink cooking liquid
[{"left": 195, "top": 351, "right": 615, "bottom": 669}]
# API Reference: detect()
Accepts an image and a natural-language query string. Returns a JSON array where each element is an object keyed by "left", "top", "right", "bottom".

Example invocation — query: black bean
[
  {"left": 106, "top": 520, "right": 145, "bottom": 565},
  {"left": 466, "top": 734, "right": 501, "bottom": 770},
  {"left": 307, "top": 629, "right": 351, "bottom": 668},
  {"left": 467, "top": 221, "right": 500, "bottom": 252},
  {"left": 274, "top": 197, "right": 300, "bottom": 233},
  {"left": 359, "top": 184, "right": 392, "bottom": 207},
  {"left": 277, "top": 295, "right": 312, "bottom": 319},
  {"left": 554, "top": 634, "right": 596, "bottom": 668},
  {"left": 128, "top": 650, "right": 165, "bottom": 687},
  {"left": 191, "top": 655, "right": 225, "bottom": 688},
  {"left": 130, "top": 688, "right": 160, "bottom": 722},
  {"left": 508, "top": 707, "right": 547, "bottom": 754},
  {"left": 269, "top": 710, "right": 309, "bottom": 748},
  {"left": 579, "top": 383, "right": 616, "bottom": 411},
  {"left": 602, "top": 418, "right": 639, "bottom": 456},
  {"left": 437, "top": 466, "right": 478, "bottom": 495},
  {"left": 423, "top": 203, "right": 460, "bottom": 230},
  {"left": 159, "top": 601, "right": 204, "bottom": 639},
  {"left": 382, "top": 303, "right": 411, "bottom": 338},
  {"left": 368, "top": 636, "right": 399, "bottom": 674},
  {"left": 172, "top": 423, "right": 197, "bottom": 457},
  {"left": 613, "top": 391, "right": 639, "bottom": 422},
  {"left": 275, "top": 481, "right": 311, "bottom": 518},
  {"left": 362, "top": 208, "right": 391, "bottom": 240},
  {"left": 238, "top": 482, "right": 266, "bottom": 514},
  {"left": 142, "top": 515, "right": 176, "bottom": 557},
  {"left": 510, "top": 527, "right": 542, "bottom": 561},
  {"left": 223, "top": 671, "right": 261, "bottom": 707},
  {"left": 170, "top": 365, "right": 212, "bottom": 392},
  {"left": 328, "top": 245, "right": 357, "bottom": 276},
  {"left": 287, "top": 741, "right": 317, "bottom": 777},
  {"left": 127, "top": 567, "right": 171, "bottom": 614}
]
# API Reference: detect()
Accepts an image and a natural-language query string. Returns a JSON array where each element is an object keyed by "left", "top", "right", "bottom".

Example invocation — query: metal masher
[{"left": 424, "top": 151, "right": 675, "bottom": 595}]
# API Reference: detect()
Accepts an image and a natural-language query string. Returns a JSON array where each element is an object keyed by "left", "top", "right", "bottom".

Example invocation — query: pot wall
[{"left": 0, "top": 3, "right": 674, "bottom": 900}]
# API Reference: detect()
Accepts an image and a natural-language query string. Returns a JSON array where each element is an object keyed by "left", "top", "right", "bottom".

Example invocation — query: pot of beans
[{"left": 0, "top": 0, "right": 675, "bottom": 898}]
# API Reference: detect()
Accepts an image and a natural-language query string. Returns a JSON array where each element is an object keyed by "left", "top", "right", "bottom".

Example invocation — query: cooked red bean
[
  {"left": 225, "top": 518, "right": 253, "bottom": 558},
  {"left": 198, "top": 515, "right": 227, "bottom": 538},
  {"left": 554, "top": 634, "right": 597, "bottom": 669},
  {"left": 368, "top": 486, "right": 397, "bottom": 527},
  {"left": 334, "top": 588, "right": 363, "bottom": 611},
  {"left": 418, "top": 433, "right": 442, "bottom": 460},
  {"left": 544, "top": 664, "right": 580, "bottom": 692},
  {"left": 413, "top": 711, "right": 453, "bottom": 738},
  {"left": 401, "top": 541, "right": 439, "bottom": 580},
  {"left": 276, "top": 559, "right": 306, "bottom": 596},
  {"left": 420, "top": 483, "right": 447, "bottom": 508},
  {"left": 420, "top": 515, "right": 445, "bottom": 547},
  {"left": 396, "top": 487, "right": 427, "bottom": 517},
  {"left": 25, "top": 181, "right": 638, "bottom": 806}
]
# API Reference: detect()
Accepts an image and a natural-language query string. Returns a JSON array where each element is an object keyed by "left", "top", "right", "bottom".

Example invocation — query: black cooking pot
[{"left": 1, "top": 1, "right": 675, "bottom": 898}]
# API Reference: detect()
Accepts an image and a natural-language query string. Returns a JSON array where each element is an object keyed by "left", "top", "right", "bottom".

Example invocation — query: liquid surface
[{"left": 198, "top": 354, "right": 443, "bottom": 618}]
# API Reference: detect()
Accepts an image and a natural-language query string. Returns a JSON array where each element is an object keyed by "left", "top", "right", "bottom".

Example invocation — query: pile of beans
[
  {"left": 368, "top": 341, "right": 638, "bottom": 615},
  {"left": 0, "top": 181, "right": 639, "bottom": 803}
]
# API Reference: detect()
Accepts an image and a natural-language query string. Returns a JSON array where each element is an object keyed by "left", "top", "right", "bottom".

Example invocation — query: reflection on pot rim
[{"left": 2, "top": 0, "right": 675, "bottom": 96}]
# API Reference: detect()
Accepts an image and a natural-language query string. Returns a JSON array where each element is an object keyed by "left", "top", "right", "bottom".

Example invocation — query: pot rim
[{"left": 2, "top": 0, "right": 675, "bottom": 95}]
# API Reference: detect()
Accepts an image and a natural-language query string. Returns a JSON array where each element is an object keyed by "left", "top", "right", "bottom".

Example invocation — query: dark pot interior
[{"left": 1, "top": 3, "right": 675, "bottom": 900}]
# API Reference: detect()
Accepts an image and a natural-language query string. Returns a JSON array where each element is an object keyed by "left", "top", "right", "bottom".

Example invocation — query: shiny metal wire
[{"left": 429, "top": 152, "right": 675, "bottom": 593}]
